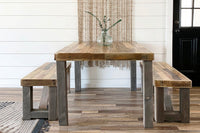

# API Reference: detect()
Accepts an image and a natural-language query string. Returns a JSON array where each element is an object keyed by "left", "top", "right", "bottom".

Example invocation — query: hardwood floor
[{"left": 0, "top": 87, "right": 200, "bottom": 133}]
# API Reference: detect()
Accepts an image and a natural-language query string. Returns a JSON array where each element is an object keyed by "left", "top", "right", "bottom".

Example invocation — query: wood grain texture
[
  {"left": 49, "top": 86, "right": 57, "bottom": 121},
  {"left": 54, "top": 42, "right": 154, "bottom": 61},
  {"left": 180, "top": 88, "right": 190, "bottom": 123},
  {"left": 164, "top": 111, "right": 182, "bottom": 122},
  {"left": 21, "top": 62, "right": 71, "bottom": 86},
  {"left": 39, "top": 86, "right": 49, "bottom": 110},
  {"left": 154, "top": 87, "right": 164, "bottom": 123},
  {"left": 164, "top": 87, "right": 173, "bottom": 111},
  {"left": 30, "top": 110, "right": 48, "bottom": 119},
  {"left": 143, "top": 61, "right": 153, "bottom": 128},
  {"left": 130, "top": 61, "right": 137, "bottom": 91},
  {"left": 140, "top": 62, "right": 144, "bottom": 92},
  {"left": 67, "top": 65, "right": 71, "bottom": 93},
  {"left": 22, "top": 86, "right": 32, "bottom": 120},
  {"left": 75, "top": 61, "right": 81, "bottom": 92},
  {"left": 153, "top": 62, "right": 192, "bottom": 88},
  {"left": 56, "top": 61, "right": 68, "bottom": 126}
]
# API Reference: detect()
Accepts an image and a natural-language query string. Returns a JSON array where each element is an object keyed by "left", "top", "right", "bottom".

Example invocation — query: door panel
[{"left": 179, "top": 38, "right": 195, "bottom": 71}]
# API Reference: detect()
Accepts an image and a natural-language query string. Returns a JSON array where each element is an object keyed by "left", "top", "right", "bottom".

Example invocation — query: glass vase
[{"left": 97, "top": 31, "right": 113, "bottom": 46}]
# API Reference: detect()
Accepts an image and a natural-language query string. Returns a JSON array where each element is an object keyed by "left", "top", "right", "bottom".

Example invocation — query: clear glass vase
[{"left": 97, "top": 31, "right": 113, "bottom": 46}]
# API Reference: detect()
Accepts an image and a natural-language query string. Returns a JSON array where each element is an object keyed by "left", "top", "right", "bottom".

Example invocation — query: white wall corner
[{"left": 165, "top": 0, "right": 174, "bottom": 66}]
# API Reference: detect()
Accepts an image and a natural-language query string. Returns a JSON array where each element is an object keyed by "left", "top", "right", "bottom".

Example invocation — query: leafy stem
[
  {"left": 85, "top": 11, "right": 103, "bottom": 29},
  {"left": 85, "top": 11, "right": 122, "bottom": 32},
  {"left": 106, "top": 19, "right": 122, "bottom": 31}
]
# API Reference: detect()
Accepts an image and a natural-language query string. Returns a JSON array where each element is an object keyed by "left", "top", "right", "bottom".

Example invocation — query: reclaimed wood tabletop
[{"left": 54, "top": 42, "right": 154, "bottom": 61}]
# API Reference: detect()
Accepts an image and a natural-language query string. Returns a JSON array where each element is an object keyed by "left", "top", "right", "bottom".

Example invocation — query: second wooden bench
[
  {"left": 141, "top": 62, "right": 192, "bottom": 123},
  {"left": 21, "top": 62, "right": 71, "bottom": 121}
]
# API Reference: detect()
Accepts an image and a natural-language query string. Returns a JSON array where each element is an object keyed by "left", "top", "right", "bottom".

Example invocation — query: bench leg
[
  {"left": 56, "top": 61, "right": 68, "bottom": 126},
  {"left": 164, "top": 88, "right": 173, "bottom": 111},
  {"left": 130, "top": 61, "right": 137, "bottom": 91},
  {"left": 154, "top": 87, "right": 164, "bottom": 123},
  {"left": 39, "top": 86, "right": 49, "bottom": 110},
  {"left": 23, "top": 86, "right": 33, "bottom": 120},
  {"left": 180, "top": 88, "right": 190, "bottom": 123},
  {"left": 67, "top": 68, "right": 71, "bottom": 93},
  {"left": 75, "top": 61, "right": 81, "bottom": 92},
  {"left": 49, "top": 86, "right": 57, "bottom": 121},
  {"left": 140, "top": 63, "right": 143, "bottom": 93},
  {"left": 143, "top": 61, "right": 153, "bottom": 128}
]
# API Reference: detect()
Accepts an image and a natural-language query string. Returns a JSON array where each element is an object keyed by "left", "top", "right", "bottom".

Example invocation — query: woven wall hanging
[{"left": 78, "top": 0, "right": 133, "bottom": 68}]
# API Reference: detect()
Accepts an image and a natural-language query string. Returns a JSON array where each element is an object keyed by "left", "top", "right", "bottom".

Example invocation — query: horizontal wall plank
[
  {"left": 134, "top": 0, "right": 166, "bottom": 3},
  {"left": 0, "top": 0, "right": 165, "bottom": 3},
  {"left": 133, "top": 3, "right": 166, "bottom": 16},
  {"left": 0, "top": 3, "right": 77, "bottom": 16},
  {"left": 0, "top": 3, "right": 165, "bottom": 16},
  {"left": 0, "top": 0, "right": 77, "bottom": 2},
  {"left": 133, "top": 29, "right": 165, "bottom": 42},
  {"left": 0, "top": 29, "right": 78, "bottom": 41},
  {"left": 0, "top": 16, "right": 78, "bottom": 29},
  {"left": 0, "top": 43, "right": 71, "bottom": 54},
  {"left": 0, "top": 54, "right": 54, "bottom": 67},
  {"left": 0, "top": 16, "right": 165, "bottom": 29},
  {"left": 0, "top": 29, "right": 164, "bottom": 42}
]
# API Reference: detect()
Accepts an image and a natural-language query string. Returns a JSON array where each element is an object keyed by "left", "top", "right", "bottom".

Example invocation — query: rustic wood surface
[
  {"left": 164, "top": 87, "right": 174, "bottom": 111},
  {"left": 54, "top": 42, "right": 154, "bottom": 61},
  {"left": 49, "top": 86, "right": 57, "bottom": 121},
  {"left": 22, "top": 86, "right": 32, "bottom": 120},
  {"left": 153, "top": 62, "right": 192, "bottom": 88},
  {"left": 21, "top": 62, "right": 71, "bottom": 86},
  {"left": 143, "top": 61, "right": 153, "bottom": 128},
  {"left": 56, "top": 61, "right": 68, "bottom": 126},
  {"left": 39, "top": 86, "right": 49, "bottom": 110},
  {"left": 1, "top": 87, "right": 200, "bottom": 132},
  {"left": 154, "top": 87, "right": 164, "bottom": 123},
  {"left": 75, "top": 61, "right": 81, "bottom": 92},
  {"left": 180, "top": 88, "right": 190, "bottom": 123},
  {"left": 130, "top": 61, "right": 137, "bottom": 91}
]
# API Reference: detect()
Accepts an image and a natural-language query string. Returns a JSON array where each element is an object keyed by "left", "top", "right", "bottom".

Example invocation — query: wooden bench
[
  {"left": 141, "top": 62, "right": 192, "bottom": 123},
  {"left": 21, "top": 62, "right": 71, "bottom": 121}
]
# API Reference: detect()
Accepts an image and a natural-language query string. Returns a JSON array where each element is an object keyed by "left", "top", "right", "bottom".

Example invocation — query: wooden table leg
[
  {"left": 56, "top": 61, "right": 68, "bottom": 126},
  {"left": 75, "top": 61, "right": 81, "bottom": 92},
  {"left": 143, "top": 60, "right": 153, "bottom": 128},
  {"left": 131, "top": 61, "right": 137, "bottom": 91}
]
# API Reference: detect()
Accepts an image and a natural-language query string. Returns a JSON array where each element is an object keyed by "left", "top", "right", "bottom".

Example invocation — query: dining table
[{"left": 54, "top": 41, "right": 154, "bottom": 128}]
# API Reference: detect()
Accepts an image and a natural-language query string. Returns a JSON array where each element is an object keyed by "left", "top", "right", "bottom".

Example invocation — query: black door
[{"left": 173, "top": 0, "right": 200, "bottom": 86}]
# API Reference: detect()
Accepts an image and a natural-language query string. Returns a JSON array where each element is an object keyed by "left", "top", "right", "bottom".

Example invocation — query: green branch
[
  {"left": 85, "top": 11, "right": 103, "bottom": 29},
  {"left": 85, "top": 11, "right": 122, "bottom": 32},
  {"left": 106, "top": 19, "right": 122, "bottom": 31}
]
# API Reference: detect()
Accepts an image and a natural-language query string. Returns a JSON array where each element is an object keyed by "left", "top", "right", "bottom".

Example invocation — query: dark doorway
[{"left": 173, "top": 0, "right": 200, "bottom": 86}]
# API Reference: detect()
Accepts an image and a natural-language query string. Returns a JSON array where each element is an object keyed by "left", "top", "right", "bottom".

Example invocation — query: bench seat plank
[
  {"left": 21, "top": 62, "right": 71, "bottom": 86},
  {"left": 153, "top": 62, "right": 192, "bottom": 88}
]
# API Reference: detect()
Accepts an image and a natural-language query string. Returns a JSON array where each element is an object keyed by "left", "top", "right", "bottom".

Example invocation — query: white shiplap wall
[{"left": 0, "top": 0, "right": 170, "bottom": 88}]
